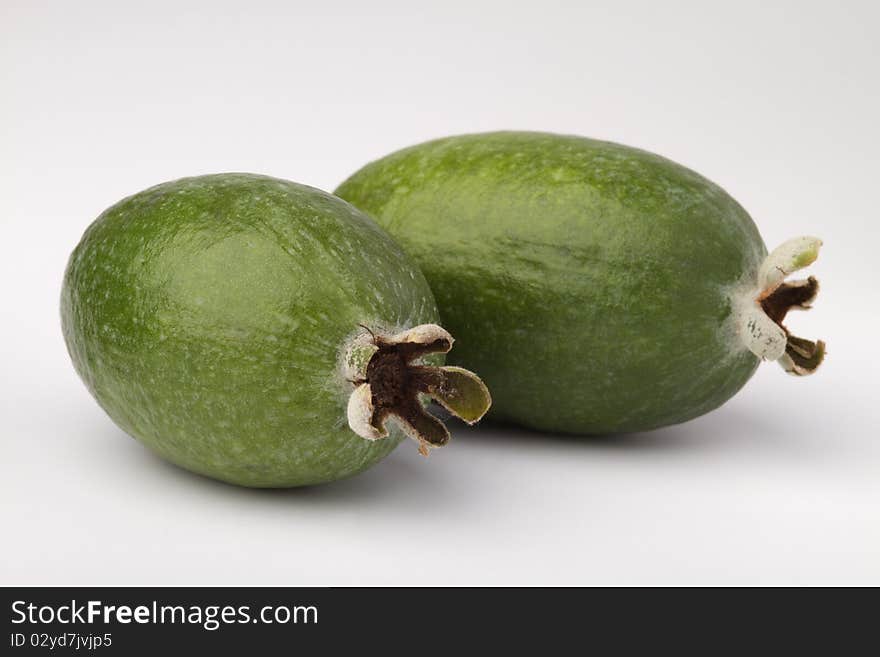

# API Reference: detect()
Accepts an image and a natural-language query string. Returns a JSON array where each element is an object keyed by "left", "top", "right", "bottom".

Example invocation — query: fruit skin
[
  {"left": 62, "top": 174, "right": 439, "bottom": 486},
  {"left": 335, "top": 132, "right": 768, "bottom": 434}
]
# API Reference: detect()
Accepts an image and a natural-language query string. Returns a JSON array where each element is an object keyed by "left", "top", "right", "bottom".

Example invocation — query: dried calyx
[
  {"left": 740, "top": 236, "right": 825, "bottom": 375},
  {"left": 344, "top": 324, "right": 491, "bottom": 455}
]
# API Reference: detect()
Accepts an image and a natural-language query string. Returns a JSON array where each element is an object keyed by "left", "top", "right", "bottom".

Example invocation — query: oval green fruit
[
  {"left": 62, "top": 174, "right": 490, "bottom": 487},
  {"left": 335, "top": 132, "right": 824, "bottom": 434}
]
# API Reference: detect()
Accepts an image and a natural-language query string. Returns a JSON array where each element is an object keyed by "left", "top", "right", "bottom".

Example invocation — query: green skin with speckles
[
  {"left": 62, "top": 174, "right": 439, "bottom": 487},
  {"left": 335, "top": 132, "right": 768, "bottom": 434}
]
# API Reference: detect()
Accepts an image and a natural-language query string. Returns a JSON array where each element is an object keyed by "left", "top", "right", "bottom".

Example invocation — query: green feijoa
[
  {"left": 61, "top": 174, "right": 490, "bottom": 487},
  {"left": 335, "top": 132, "right": 824, "bottom": 435}
]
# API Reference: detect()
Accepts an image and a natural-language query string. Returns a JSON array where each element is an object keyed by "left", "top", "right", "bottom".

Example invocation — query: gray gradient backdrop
[{"left": 2, "top": 0, "right": 878, "bottom": 585}]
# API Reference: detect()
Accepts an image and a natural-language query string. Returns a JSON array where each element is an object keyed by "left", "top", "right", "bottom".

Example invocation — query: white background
[{"left": 2, "top": 0, "right": 878, "bottom": 585}]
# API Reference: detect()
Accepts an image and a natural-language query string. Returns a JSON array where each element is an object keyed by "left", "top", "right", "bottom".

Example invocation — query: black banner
[{"left": 1, "top": 586, "right": 869, "bottom": 653}]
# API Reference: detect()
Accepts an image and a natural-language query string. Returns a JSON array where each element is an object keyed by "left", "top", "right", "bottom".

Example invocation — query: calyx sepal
[
  {"left": 740, "top": 236, "right": 825, "bottom": 375},
  {"left": 343, "top": 324, "right": 491, "bottom": 454}
]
